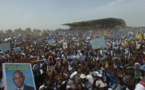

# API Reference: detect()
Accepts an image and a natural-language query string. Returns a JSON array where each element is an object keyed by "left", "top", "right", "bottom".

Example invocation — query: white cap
[
  {"left": 80, "top": 74, "right": 86, "bottom": 79},
  {"left": 134, "top": 62, "right": 140, "bottom": 66},
  {"left": 56, "top": 57, "right": 60, "bottom": 60},
  {"left": 91, "top": 71, "right": 102, "bottom": 77}
]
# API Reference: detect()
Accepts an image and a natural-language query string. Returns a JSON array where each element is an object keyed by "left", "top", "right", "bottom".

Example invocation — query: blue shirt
[{"left": 107, "top": 71, "right": 116, "bottom": 88}]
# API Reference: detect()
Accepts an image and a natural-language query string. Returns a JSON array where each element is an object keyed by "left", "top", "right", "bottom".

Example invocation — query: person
[
  {"left": 91, "top": 71, "right": 108, "bottom": 90},
  {"left": 12, "top": 70, "right": 35, "bottom": 90},
  {"left": 135, "top": 76, "right": 145, "bottom": 90}
]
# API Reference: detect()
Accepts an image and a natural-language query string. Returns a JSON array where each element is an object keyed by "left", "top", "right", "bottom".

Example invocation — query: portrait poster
[
  {"left": 2, "top": 63, "right": 36, "bottom": 90},
  {"left": 63, "top": 42, "right": 68, "bottom": 49},
  {"left": 13, "top": 47, "right": 23, "bottom": 54}
]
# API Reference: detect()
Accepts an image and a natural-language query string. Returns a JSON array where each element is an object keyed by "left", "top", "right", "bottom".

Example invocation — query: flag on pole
[{"left": 48, "top": 39, "right": 55, "bottom": 46}]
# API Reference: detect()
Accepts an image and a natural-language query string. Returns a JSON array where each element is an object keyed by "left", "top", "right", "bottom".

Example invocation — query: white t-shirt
[
  {"left": 135, "top": 83, "right": 145, "bottom": 90},
  {"left": 95, "top": 79, "right": 107, "bottom": 88},
  {"left": 86, "top": 74, "right": 94, "bottom": 84}
]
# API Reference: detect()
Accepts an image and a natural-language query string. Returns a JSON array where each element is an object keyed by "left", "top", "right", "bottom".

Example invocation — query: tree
[
  {"left": 14, "top": 28, "right": 23, "bottom": 34},
  {"left": 25, "top": 28, "right": 31, "bottom": 33},
  {"left": 5, "top": 29, "right": 13, "bottom": 34},
  {"left": 33, "top": 29, "right": 37, "bottom": 33},
  {"left": 36, "top": 29, "right": 41, "bottom": 32}
]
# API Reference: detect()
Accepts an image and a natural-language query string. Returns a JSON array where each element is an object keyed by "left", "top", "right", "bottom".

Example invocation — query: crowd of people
[{"left": 0, "top": 27, "right": 145, "bottom": 90}]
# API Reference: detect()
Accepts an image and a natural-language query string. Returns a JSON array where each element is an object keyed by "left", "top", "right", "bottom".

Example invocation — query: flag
[
  {"left": 135, "top": 32, "right": 142, "bottom": 40},
  {"left": 112, "top": 32, "right": 116, "bottom": 40},
  {"left": 130, "top": 41, "right": 134, "bottom": 45},
  {"left": 136, "top": 44, "right": 141, "bottom": 50},
  {"left": 26, "top": 33, "right": 31, "bottom": 38},
  {"left": 103, "top": 30, "right": 107, "bottom": 36},
  {"left": 48, "top": 39, "right": 55, "bottom": 46},
  {"left": 138, "top": 34, "right": 143, "bottom": 41},
  {"left": 124, "top": 41, "right": 129, "bottom": 47},
  {"left": 89, "top": 31, "right": 92, "bottom": 36},
  {"left": 38, "top": 32, "right": 42, "bottom": 36}
]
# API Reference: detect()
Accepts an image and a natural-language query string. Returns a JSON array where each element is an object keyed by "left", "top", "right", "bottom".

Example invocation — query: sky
[{"left": 0, "top": 0, "right": 145, "bottom": 30}]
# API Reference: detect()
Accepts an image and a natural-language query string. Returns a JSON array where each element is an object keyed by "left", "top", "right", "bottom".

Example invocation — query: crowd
[{"left": 0, "top": 27, "right": 145, "bottom": 90}]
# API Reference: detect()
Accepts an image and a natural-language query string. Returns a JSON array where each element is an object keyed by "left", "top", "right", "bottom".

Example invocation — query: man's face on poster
[{"left": 12, "top": 71, "right": 25, "bottom": 88}]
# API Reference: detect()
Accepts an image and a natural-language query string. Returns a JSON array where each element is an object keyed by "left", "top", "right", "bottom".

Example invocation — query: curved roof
[{"left": 63, "top": 17, "right": 126, "bottom": 28}]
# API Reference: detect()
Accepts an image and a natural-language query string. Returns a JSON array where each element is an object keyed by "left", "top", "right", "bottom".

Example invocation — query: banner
[
  {"left": 13, "top": 47, "right": 23, "bottom": 54},
  {"left": 0, "top": 42, "right": 11, "bottom": 52},
  {"left": 16, "top": 58, "right": 37, "bottom": 63},
  {"left": 63, "top": 42, "right": 68, "bottom": 49},
  {"left": 3, "top": 63, "right": 36, "bottom": 90},
  {"left": 112, "top": 32, "right": 116, "bottom": 40},
  {"left": 90, "top": 36, "right": 106, "bottom": 50}
]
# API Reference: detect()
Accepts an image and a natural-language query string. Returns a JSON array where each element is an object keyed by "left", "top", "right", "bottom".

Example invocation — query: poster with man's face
[{"left": 2, "top": 63, "right": 36, "bottom": 90}]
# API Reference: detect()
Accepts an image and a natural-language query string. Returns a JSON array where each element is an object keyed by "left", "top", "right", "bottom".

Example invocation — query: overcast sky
[{"left": 0, "top": 0, "right": 145, "bottom": 30}]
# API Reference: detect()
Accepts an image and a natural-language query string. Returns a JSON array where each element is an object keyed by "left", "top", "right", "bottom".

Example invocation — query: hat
[
  {"left": 56, "top": 57, "right": 60, "bottom": 60},
  {"left": 126, "top": 67, "right": 134, "bottom": 70},
  {"left": 134, "top": 62, "right": 140, "bottom": 66},
  {"left": 80, "top": 74, "right": 86, "bottom": 79},
  {"left": 91, "top": 71, "right": 102, "bottom": 77},
  {"left": 134, "top": 62, "right": 140, "bottom": 69},
  {"left": 78, "top": 50, "right": 80, "bottom": 53}
]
